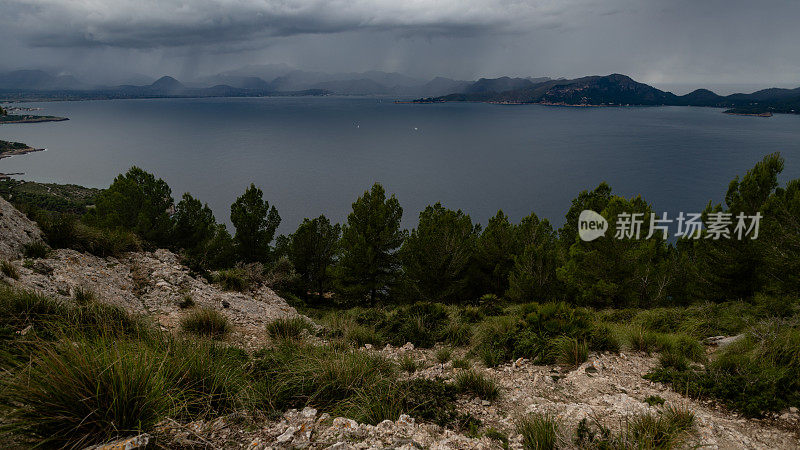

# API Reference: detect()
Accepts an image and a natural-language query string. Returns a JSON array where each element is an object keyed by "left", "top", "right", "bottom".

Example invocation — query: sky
[{"left": 1, "top": 0, "right": 799, "bottom": 89}]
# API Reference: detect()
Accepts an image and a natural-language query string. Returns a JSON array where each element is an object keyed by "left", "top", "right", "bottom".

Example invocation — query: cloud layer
[
  {"left": 4, "top": 0, "right": 579, "bottom": 49},
  {"left": 1, "top": 0, "right": 799, "bottom": 86}
]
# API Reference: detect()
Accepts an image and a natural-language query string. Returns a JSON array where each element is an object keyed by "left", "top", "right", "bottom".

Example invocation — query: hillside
[{"left": 1, "top": 190, "right": 799, "bottom": 448}]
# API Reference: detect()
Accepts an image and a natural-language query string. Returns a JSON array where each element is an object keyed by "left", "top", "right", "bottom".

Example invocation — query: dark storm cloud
[
  {"left": 2, "top": 0, "right": 573, "bottom": 49},
  {"left": 1, "top": 0, "right": 799, "bottom": 86}
]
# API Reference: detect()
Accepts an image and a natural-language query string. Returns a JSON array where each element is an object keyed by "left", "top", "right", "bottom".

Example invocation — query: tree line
[{"left": 77, "top": 152, "right": 799, "bottom": 308}]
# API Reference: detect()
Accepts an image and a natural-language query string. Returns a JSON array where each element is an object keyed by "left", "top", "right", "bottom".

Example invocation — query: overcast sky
[{"left": 2, "top": 0, "right": 799, "bottom": 88}]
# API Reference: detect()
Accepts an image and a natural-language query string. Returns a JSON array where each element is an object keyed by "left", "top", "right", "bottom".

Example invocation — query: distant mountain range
[
  {"left": 0, "top": 68, "right": 473, "bottom": 100},
  {"left": 0, "top": 69, "right": 798, "bottom": 115},
  {"left": 419, "top": 74, "right": 800, "bottom": 115}
]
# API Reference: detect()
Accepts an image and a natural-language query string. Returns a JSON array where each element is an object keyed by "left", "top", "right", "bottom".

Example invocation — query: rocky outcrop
[
  {"left": 0, "top": 196, "right": 42, "bottom": 260},
  {"left": 9, "top": 248, "right": 300, "bottom": 348}
]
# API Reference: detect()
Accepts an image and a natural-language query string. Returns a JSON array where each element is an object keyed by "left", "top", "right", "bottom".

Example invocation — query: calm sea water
[{"left": 1, "top": 97, "right": 799, "bottom": 234}]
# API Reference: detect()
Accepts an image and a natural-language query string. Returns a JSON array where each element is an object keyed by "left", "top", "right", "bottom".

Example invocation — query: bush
[
  {"left": 214, "top": 268, "right": 251, "bottom": 292},
  {"left": 168, "top": 339, "right": 248, "bottom": 417},
  {"left": 472, "top": 315, "right": 518, "bottom": 367},
  {"left": 266, "top": 316, "right": 314, "bottom": 341},
  {"left": 646, "top": 319, "right": 800, "bottom": 417},
  {"left": 38, "top": 213, "right": 141, "bottom": 257},
  {"left": 22, "top": 241, "right": 50, "bottom": 259},
  {"left": 1, "top": 260, "right": 19, "bottom": 280},
  {"left": 454, "top": 370, "right": 499, "bottom": 400},
  {"left": 180, "top": 308, "right": 232, "bottom": 339},
  {"left": 516, "top": 412, "right": 560, "bottom": 450},
  {"left": 251, "top": 342, "right": 397, "bottom": 421},
  {"left": 382, "top": 302, "right": 450, "bottom": 348}
]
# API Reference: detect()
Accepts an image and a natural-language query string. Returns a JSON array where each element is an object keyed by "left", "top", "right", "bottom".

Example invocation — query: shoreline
[
  {"left": 0, "top": 146, "right": 46, "bottom": 160},
  {"left": 0, "top": 115, "right": 69, "bottom": 124}
]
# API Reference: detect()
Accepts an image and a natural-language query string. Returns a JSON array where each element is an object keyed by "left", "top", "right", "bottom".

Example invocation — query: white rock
[
  {"left": 397, "top": 414, "right": 415, "bottom": 427},
  {"left": 401, "top": 342, "right": 415, "bottom": 351},
  {"left": 333, "top": 417, "right": 358, "bottom": 429},
  {"left": 301, "top": 407, "right": 318, "bottom": 418},
  {"left": 277, "top": 426, "right": 297, "bottom": 443}
]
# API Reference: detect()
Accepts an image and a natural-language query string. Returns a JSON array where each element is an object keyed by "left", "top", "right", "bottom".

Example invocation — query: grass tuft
[
  {"left": 399, "top": 354, "right": 418, "bottom": 373},
  {"left": 22, "top": 241, "right": 50, "bottom": 259},
  {"left": 454, "top": 370, "right": 499, "bottom": 400},
  {"left": 1, "top": 260, "right": 19, "bottom": 280},
  {"left": 516, "top": 412, "right": 560, "bottom": 450},
  {"left": 266, "top": 316, "right": 314, "bottom": 341},
  {"left": 180, "top": 307, "right": 232, "bottom": 339},
  {"left": 73, "top": 285, "right": 96, "bottom": 305},
  {"left": 435, "top": 347, "right": 453, "bottom": 365},
  {"left": 551, "top": 336, "right": 588, "bottom": 370}
]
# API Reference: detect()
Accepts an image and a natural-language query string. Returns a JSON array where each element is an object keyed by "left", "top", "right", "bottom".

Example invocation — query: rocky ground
[{"left": 2, "top": 196, "right": 799, "bottom": 449}]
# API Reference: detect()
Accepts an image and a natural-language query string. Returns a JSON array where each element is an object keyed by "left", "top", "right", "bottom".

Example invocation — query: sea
[{"left": 1, "top": 96, "right": 799, "bottom": 234}]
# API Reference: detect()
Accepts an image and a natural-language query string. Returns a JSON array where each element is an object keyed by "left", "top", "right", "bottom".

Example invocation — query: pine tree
[
  {"left": 336, "top": 183, "right": 404, "bottom": 304},
  {"left": 230, "top": 184, "right": 280, "bottom": 263}
]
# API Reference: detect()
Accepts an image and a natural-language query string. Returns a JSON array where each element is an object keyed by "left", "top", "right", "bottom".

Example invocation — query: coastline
[
  {"left": 0, "top": 115, "right": 69, "bottom": 124},
  {"left": 0, "top": 146, "right": 46, "bottom": 160}
]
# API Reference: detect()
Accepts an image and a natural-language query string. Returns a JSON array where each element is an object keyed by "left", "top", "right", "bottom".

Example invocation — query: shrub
[
  {"left": 459, "top": 305, "right": 485, "bottom": 323},
  {"left": 1, "top": 260, "right": 19, "bottom": 280},
  {"left": 435, "top": 347, "right": 453, "bottom": 365},
  {"left": 382, "top": 303, "right": 450, "bottom": 348},
  {"left": 644, "top": 395, "right": 665, "bottom": 407},
  {"left": 454, "top": 370, "right": 499, "bottom": 400},
  {"left": 35, "top": 212, "right": 142, "bottom": 257},
  {"left": 266, "top": 316, "right": 314, "bottom": 341},
  {"left": 645, "top": 319, "right": 800, "bottom": 417},
  {"left": 472, "top": 315, "right": 518, "bottom": 367},
  {"left": 251, "top": 342, "right": 397, "bottom": 421},
  {"left": 399, "top": 354, "right": 418, "bottom": 373},
  {"left": 443, "top": 319, "right": 472, "bottom": 347},
  {"left": 587, "top": 323, "right": 621, "bottom": 353},
  {"left": 550, "top": 336, "right": 588, "bottom": 370},
  {"left": 516, "top": 412, "right": 560, "bottom": 450},
  {"left": 180, "top": 308, "right": 231, "bottom": 339},
  {"left": 22, "top": 241, "right": 50, "bottom": 259},
  {"left": 214, "top": 268, "right": 250, "bottom": 292}
]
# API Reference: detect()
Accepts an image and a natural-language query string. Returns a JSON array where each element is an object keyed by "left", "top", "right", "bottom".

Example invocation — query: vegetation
[
  {"left": 454, "top": 370, "right": 500, "bottom": 400},
  {"left": 231, "top": 183, "right": 281, "bottom": 263},
  {"left": 180, "top": 307, "right": 232, "bottom": 339},
  {"left": 1, "top": 260, "right": 19, "bottom": 279},
  {"left": 516, "top": 412, "right": 560, "bottom": 450},
  {"left": 2, "top": 151, "right": 799, "bottom": 441},
  {"left": 266, "top": 316, "right": 314, "bottom": 341},
  {"left": 335, "top": 183, "right": 405, "bottom": 304}
]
